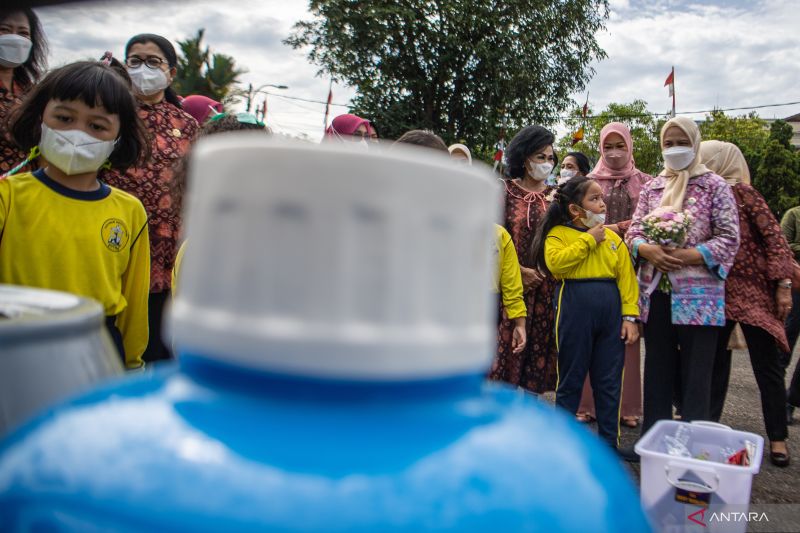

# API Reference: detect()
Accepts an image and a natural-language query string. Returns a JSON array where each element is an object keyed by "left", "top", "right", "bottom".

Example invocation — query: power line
[
  {"left": 558, "top": 100, "right": 800, "bottom": 121},
  {"left": 265, "top": 91, "right": 350, "bottom": 108}
]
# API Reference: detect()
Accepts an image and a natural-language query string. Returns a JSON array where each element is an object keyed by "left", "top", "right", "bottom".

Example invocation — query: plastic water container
[
  {"left": 0, "top": 284, "right": 123, "bottom": 435},
  {"left": 0, "top": 138, "right": 651, "bottom": 532},
  {"left": 635, "top": 420, "right": 764, "bottom": 533}
]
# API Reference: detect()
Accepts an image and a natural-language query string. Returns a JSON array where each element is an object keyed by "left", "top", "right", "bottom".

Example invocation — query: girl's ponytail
[{"left": 529, "top": 176, "right": 594, "bottom": 274}]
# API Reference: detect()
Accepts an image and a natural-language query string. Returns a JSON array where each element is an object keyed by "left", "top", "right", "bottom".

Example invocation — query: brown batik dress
[
  {"left": 489, "top": 179, "right": 558, "bottom": 394},
  {"left": 0, "top": 80, "right": 30, "bottom": 175},
  {"left": 104, "top": 101, "right": 199, "bottom": 294}
]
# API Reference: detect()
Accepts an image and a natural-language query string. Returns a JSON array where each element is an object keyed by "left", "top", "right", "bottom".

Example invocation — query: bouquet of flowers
[{"left": 641, "top": 207, "right": 694, "bottom": 248}]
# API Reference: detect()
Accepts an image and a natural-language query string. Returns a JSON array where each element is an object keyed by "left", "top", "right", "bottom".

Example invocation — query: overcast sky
[{"left": 36, "top": 0, "right": 800, "bottom": 141}]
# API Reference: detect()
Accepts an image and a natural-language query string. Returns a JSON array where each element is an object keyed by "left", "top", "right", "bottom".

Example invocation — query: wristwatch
[
  {"left": 622, "top": 316, "right": 638, "bottom": 323},
  {"left": 778, "top": 279, "right": 793, "bottom": 289}
]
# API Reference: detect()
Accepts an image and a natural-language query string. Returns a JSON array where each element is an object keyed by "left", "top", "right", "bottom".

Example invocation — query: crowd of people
[{"left": 1, "top": 8, "right": 799, "bottom": 468}]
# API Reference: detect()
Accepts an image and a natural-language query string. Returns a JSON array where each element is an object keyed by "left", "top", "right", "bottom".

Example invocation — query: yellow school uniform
[
  {"left": 494, "top": 224, "right": 526, "bottom": 319},
  {"left": 544, "top": 225, "right": 639, "bottom": 316},
  {"left": 0, "top": 170, "right": 150, "bottom": 368}
]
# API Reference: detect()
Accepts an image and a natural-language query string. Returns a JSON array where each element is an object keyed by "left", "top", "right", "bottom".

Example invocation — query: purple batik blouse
[{"left": 626, "top": 172, "right": 740, "bottom": 326}]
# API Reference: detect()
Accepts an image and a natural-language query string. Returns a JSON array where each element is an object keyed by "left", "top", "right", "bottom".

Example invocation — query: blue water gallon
[{"left": 0, "top": 138, "right": 650, "bottom": 532}]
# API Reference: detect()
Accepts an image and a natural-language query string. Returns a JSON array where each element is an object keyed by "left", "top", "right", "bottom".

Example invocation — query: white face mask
[
  {"left": 580, "top": 209, "right": 606, "bottom": 228},
  {"left": 0, "top": 34, "right": 33, "bottom": 68},
  {"left": 558, "top": 168, "right": 577, "bottom": 185},
  {"left": 527, "top": 162, "right": 553, "bottom": 181},
  {"left": 127, "top": 64, "right": 170, "bottom": 96},
  {"left": 662, "top": 146, "right": 695, "bottom": 171},
  {"left": 39, "top": 124, "right": 117, "bottom": 175}
]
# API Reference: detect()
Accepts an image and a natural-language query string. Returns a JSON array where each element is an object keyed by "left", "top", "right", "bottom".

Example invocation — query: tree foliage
[
  {"left": 172, "top": 29, "right": 247, "bottom": 104},
  {"left": 698, "top": 110, "right": 769, "bottom": 173},
  {"left": 286, "top": 0, "right": 609, "bottom": 151},
  {"left": 754, "top": 131, "right": 800, "bottom": 219}
]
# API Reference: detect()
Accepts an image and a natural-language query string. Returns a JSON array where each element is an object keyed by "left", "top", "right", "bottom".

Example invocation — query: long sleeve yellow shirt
[
  {"left": 544, "top": 224, "right": 639, "bottom": 317},
  {"left": 493, "top": 224, "right": 526, "bottom": 319},
  {"left": 0, "top": 170, "right": 150, "bottom": 368}
]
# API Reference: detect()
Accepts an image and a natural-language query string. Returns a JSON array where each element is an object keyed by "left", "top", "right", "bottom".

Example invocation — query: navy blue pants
[{"left": 555, "top": 279, "right": 625, "bottom": 447}]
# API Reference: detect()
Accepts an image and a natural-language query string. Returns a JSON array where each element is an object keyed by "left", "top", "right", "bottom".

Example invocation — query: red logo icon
[{"left": 688, "top": 508, "right": 707, "bottom": 527}]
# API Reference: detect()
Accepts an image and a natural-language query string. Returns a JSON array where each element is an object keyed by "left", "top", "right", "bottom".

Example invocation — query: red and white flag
[{"left": 664, "top": 68, "right": 675, "bottom": 97}]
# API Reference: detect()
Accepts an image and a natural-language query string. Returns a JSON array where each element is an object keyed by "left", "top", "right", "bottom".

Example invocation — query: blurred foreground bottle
[{"left": 0, "top": 137, "right": 650, "bottom": 532}]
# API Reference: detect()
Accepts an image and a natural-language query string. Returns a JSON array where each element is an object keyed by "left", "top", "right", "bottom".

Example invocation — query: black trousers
[
  {"left": 105, "top": 315, "right": 125, "bottom": 366},
  {"left": 710, "top": 320, "right": 788, "bottom": 441},
  {"left": 642, "top": 291, "right": 719, "bottom": 434},
  {"left": 143, "top": 290, "right": 173, "bottom": 364},
  {"left": 555, "top": 280, "right": 625, "bottom": 448},
  {"left": 784, "top": 291, "right": 800, "bottom": 406}
]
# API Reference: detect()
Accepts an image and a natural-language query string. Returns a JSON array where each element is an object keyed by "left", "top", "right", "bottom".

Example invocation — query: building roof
[{"left": 783, "top": 112, "right": 800, "bottom": 122}]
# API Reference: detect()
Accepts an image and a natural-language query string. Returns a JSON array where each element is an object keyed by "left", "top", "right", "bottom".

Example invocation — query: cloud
[
  {"left": 580, "top": 0, "right": 800, "bottom": 122},
  {"left": 31, "top": 0, "right": 800, "bottom": 140}
]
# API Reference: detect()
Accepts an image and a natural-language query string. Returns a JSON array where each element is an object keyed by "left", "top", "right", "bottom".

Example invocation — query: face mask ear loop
[{"left": 1, "top": 146, "right": 41, "bottom": 179}]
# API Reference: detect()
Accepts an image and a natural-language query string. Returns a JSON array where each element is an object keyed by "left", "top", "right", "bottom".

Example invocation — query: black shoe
[
  {"left": 616, "top": 446, "right": 640, "bottom": 463},
  {"left": 788, "top": 404, "right": 796, "bottom": 426},
  {"left": 770, "top": 448, "right": 791, "bottom": 468}
]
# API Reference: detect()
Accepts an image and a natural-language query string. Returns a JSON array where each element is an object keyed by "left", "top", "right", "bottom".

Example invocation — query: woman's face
[
  {"left": 0, "top": 11, "right": 31, "bottom": 40},
  {"left": 662, "top": 126, "right": 692, "bottom": 149},
  {"left": 350, "top": 124, "right": 369, "bottom": 142},
  {"left": 526, "top": 145, "right": 555, "bottom": 167},
  {"left": 561, "top": 155, "right": 582, "bottom": 175},
  {"left": 603, "top": 132, "right": 627, "bottom": 153},
  {"left": 127, "top": 41, "right": 176, "bottom": 80},
  {"left": 42, "top": 98, "right": 121, "bottom": 142}
]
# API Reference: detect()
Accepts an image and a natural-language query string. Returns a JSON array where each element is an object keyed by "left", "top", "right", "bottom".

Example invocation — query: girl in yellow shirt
[
  {"left": 530, "top": 176, "right": 639, "bottom": 452},
  {"left": 1, "top": 61, "right": 150, "bottom": 368}
]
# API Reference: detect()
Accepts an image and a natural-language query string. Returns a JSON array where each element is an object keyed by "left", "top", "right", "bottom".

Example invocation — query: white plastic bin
[{"left": 635, "top": 420, "right": 764, "bottom": 533}]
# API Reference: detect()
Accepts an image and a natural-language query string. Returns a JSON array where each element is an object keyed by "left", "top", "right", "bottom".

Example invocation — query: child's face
[
  {"left": 568, "top": 180, "right": 606, "bottom": 220},
  {"left": 580, "top": 181, "right": 606, "bottom": 215},
  {"left": 42, "top": 99, "right": 120, "bottom": 142}
]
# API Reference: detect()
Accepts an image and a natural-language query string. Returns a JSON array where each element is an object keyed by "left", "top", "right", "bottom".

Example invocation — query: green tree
[
  {"left": 172, "top": 29, "right": 247, "bottom": 104},
  {"left": 555, "top": 100, "right": 663, "bottom": 176},
  {"left": 770, "top": 119, "right": 794, "bottom": 149},
  {"left": 286, "top": 0, "right": 609, "bottom": 153},
  {"left": 754, "top": 139, "right": 800, "bottom": 219},
  {"left": 698, "top": 110, "right": 769, "bottom": 174}
]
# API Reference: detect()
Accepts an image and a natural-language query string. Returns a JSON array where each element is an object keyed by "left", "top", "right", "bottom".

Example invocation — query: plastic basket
[{"left": 635, "top": 420, "right": 764, "bottom": 532}]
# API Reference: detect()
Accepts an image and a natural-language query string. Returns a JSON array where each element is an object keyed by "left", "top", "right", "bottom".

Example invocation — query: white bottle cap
[{"left": 169, "top": 136, "right": 501, "bottom": 381}]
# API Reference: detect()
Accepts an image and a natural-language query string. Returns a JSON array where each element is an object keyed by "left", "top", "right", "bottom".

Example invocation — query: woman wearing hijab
[
  {"left": 489, "top": 125, "right": 559, "bottom": 394},
  {"left": 626, "top": 117, "right": 740, "bottom": 433},
  {"left": 181, "top": 94, "right": 223, "bottom": 125},
  {"left": 576, "top": 123, "right": 653, "bottom": 428},
  {"left": 104, "top": 33, "right": 200, "bottom": 364},
  {"left": 0, "top": 8, "right": 47, "bottom": 174},
  {"left": 448, "top": 143, "right": 472, "bottom": 165},
  {"left": 700, "top": 140, "right": 794, "bottom": 466},
  {"left": 557, "top": 151, "right": 591, "bottom": 185},
  {"left": 324, "top": 113, "right": 372, "bottom": 146}
]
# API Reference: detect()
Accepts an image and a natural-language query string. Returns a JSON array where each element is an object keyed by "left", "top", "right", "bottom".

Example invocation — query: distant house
[{"left": 766, "top": 113, "right": 800, "bottom": 148}]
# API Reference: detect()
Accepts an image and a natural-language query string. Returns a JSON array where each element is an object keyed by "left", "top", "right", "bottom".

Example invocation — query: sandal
[
  {"left": 575, "top": 413, "right": 595, "bottom": 423},
  {"left": 621, "top": 416, "right": 639, "bottom": 428}
]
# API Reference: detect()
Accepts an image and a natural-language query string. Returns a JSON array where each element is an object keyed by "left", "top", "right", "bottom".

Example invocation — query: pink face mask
[{"left": 604, "top": 149, "right": 628, "bottom": 169}]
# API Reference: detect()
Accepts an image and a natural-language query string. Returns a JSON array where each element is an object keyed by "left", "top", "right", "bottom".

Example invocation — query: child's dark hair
[
  {"left": 530, "top": 175, "right": 595, "bottom": 273},
  {"left": 125, "top": 33, "right": 182, "bottom": 108},
  {"left": 394, "top": 129, "right": 448, "bottom": 151},
  {"left": 8, "top": 61, "right": 150, "bottom": 172},
  {"left": 0, "top": 8, "right": 48, "bottom": 87}
]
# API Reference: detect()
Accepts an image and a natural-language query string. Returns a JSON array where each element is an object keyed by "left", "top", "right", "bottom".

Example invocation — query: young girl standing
[
  {"left": 530, "top": 176, "right": 639, "bottom": 451},
  {"left": 2, "top": 61, "right": 150, "bottom": 368}
]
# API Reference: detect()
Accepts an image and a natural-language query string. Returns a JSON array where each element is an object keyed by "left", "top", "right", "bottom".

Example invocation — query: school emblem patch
[{"left": 101, "top": 219, "right": 129, "bottom": 252}]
